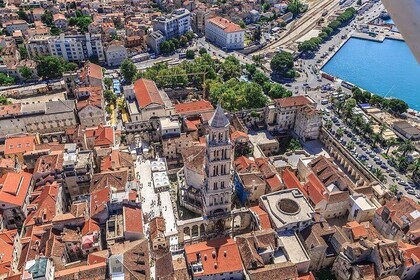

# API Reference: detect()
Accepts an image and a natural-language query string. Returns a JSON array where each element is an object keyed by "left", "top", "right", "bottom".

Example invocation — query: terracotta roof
[
  {"left": 398, "top": 241, "right": 420, "bottom": 268},
  {"left": 174, "top": 100, "right": 214, "bottom": 115},
  {"left": 100, "top": 150, "right": 133, "bottom": 172},
  {"left": 133, "top": 79, "right": 164, "bottom": 109},
  {"left": 90, "top": 170, "right": 128, "bottom": 193},
  {"left": 231, "top": 130, "right": 249, "bottom": 142},
  {"left": 76, "top": 86, "right": 103, "bottom": 110},
  {"left": 0, "top": 171, "right": 32, "bottom": 207},
  {"left": 0, "top": 229, "right": 17, "bottom": 276},
  {"left": 247, "top": 262, "right": 298, "bottom": 280},
  {"left": 298, "top": 272, "right": 316, "bottom": 280},
  {"left": 234, "top": 156, "right": 257, "bottom": 173},
  {"left": 344, "top": 221, "right": 368, "bottom": 241},
  {"left": 4, "top": 135, "right": 35, "bottom": 155},
  {"left": 80, "top": 62, "right": 103, "bottom": 81},
  {"left": 25, "top": 182, "right": 59, "bottom": 226},
  {"left": 208, "top": 16, "right": 243, "bottom": 33},
  {"left": 155, "top": 251, "right": 175, "bottom": 280},
  {"left": 282, "top": 169, "right": 302, "bottom": 190},
  {"left": 123, "top": 206, "right": 143, "bottom": 234},
  {"left": 181, "top": 145, "right": 206, "bottom": 175},
  {"left": 302, "top": 173, "right": 326, "bottom": 205},
  {"left": 236, "top": 229, "right": 277, "bottom": 270},
  {"left": 185, "top": 238, "right": 243, "bottom": 276},
  {"left": 376, "top": 196, "right": 420, "bottom": 239},
  {"left": 81, "top": 218, "right": 100, "bottom": 236},
  {"left": 274, "top": 96, "right": 312, "bottom": 108},
  {"left": 90, "top": 187, "right": 110, "bottom": 218},
  {"left": 33, "top": 153, "right": 64, "bottom": 175},
  {"left": 250, "top": 206, "right": 272, "bottom": 230},
  {"left": 85, "top": 125, "right": 114, "bottom": 147},
  {"left": 149, "top": 216, "right": 165, "bottom": 240},
  {"left": 54, "top": 262, "right": 106, "bottom": 279},
  {"left": 310, "top": 155, "right": 353, "bottom": 191},
  {"left": 0, "top": 103, "right": 21, "bottom": 117}
]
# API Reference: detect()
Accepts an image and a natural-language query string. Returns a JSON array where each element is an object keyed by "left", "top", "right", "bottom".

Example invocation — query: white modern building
[
  {"left": 152, "top": 8, "right": 191, "bottom": 40},
  {"left": 48, "top": 33, "right": 105, "bottom": 62},
  {"left": 205, "top": 16, "right": 244, "bottom": 50}
]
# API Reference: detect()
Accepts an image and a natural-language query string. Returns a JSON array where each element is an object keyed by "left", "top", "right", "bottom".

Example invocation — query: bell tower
[{"left": 202, "top": 105, "right": 232, "bottom": 217}]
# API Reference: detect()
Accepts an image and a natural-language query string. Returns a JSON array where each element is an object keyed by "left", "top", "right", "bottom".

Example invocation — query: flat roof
[{"left": 260, "top": 188, "right": 314, "bottom": 230}]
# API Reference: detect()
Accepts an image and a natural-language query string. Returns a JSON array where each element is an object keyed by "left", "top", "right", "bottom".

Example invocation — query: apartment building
[
  {"left": 25, "top": 35, "right": 51, "bottom": 58},
  {"left": 191, "top": 9, "right": 212, "bottom": 35},
  {"left": 146, "top": 30, "right": 165, "bottom": 54},
  {"left": 152, "top": 8, "right": 191, "bottom": 40},
  {"left": 48, "top": 33, "right": 105, "bottom": 62},
  {"left": 205, "top": 16, "right": 244, "bottom": 50}
]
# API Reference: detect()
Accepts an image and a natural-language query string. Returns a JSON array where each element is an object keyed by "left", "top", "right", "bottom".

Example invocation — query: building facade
[
  {"left": 152, "top": 8, "right": 191, "bottom": 40},
  {"left": 205, "top": 16, "right": 244, "bottom": 50},
  {"left": 48, "top": 33, "right": 104, "bottom": 62}
]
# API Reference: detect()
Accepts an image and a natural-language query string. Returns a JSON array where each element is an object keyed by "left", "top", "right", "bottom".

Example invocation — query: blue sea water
[{"left": 322, "top": 38, "right": 420, "bottom": 110}]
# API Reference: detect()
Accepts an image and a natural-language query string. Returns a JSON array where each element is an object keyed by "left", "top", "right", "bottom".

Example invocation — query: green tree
[
  {"left": 120, "top": 59, "right": 137, "bottom": 84},
  {"left": 343, "top": 98, "right": 357, "bottom": 120},
  {"left": 50, "top": 26, "right": 62, "bottom": 36},
  {"left": 160, "top": 41, "right": 172, "bottom": 55},
  {"left": 252, "top": 70, "right": 270, "bottom": 85},
  {"left": 104, "top": 89, "right": 116, "bottom": 104},
  {"left": 179, "top": 35, "right": 189, "bottom": 47},
  {"left": 270, "top": 52, "right": 294, "bottom": 76},
  {"left": 185, "top": 49, "right": 195, "bottom": 59},
  {"left": 389, "top": 184, "right": 398, "bottom": 196},
  {"left": 399, "top": 139, "right": 415, "bottom": 156},
  {"left": 19, "top": 46, "right": 28, "bottom": 59},
  {"left": 287, "top": 138, "right": 302, "bottom": 151},
  {"left": 0, "top": 73, "right": 15, "bottom": 85},
  {"left": 199, "top": 48, "right": 207, "bottom": 55},
  {"left": 41, "top": 11, "right": 53, "bottom": 26},
  {"left": 17, "top": 9, "right": 29, "bottom": 21},
  {"left": 0, "top": 95, "right": 11, "bottom": 105},
  {"left": 287, "top": 0, "right": 303, "bottom": 16},
  {"left": 104, "top": 77, "right": 113, "bottom": 89},
  {"left": 385, "top": 138, "right": 398, "bottom": 155},
  {"left": 262, "top": 3, "right": 271, "bottom": 12},
  {"left": 325, "top": 120, "right": 333, "bottom": 130},
  {"left": 36, "top": 56, "right": 75, "bottom": 79},
  {"left": 184, "top": 31, "right": 194, "bottom": 41},
  {"left": 245, "top": 63, "right": 257, "bottom": 78},
  {"left": 268, "top": 84, "right": 292, "bottom": 99},
  {"left": 220, "top": 56, "right": 241, "bottom": 81},
  {"left": 238, "top": 20, "right": 246, "bottom": 29},
  {"left": 387, "top": 98, "right": 408, "bottom": 114},
  {"left": 19, "top": 66, "right": 33, "bottom": 80},
  {"left": 373, "top": 168, "right": 385, "bottom": 182},
  {"left": 336, "top": 128, "right": 344, "bottom": 139}
]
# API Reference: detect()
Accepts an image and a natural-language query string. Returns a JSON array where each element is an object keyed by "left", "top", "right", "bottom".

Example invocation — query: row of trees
[
  {"left": 351, "top": 86, "right": 409, "bottom": 114},
  {"left": 0, "top": 73, "right": 15, "bottom": 86},
  {"left": 298, "top": 7, "right": 357, "bottom": 52},
  {"left": 159, "top": 31, "right": 195, "bottom": 55}
]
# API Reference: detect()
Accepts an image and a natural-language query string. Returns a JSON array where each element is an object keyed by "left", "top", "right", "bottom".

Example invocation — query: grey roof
[
  {"left": 45, "top": 100, "right": 75, "bottom": 114},
  {"left": 209, "top": 104, "right": 229, "bottom": 128}
]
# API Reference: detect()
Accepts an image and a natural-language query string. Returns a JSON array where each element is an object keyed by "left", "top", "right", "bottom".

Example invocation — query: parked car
[{"left": 407, "top": 189, "right": 416, "bottom": 195}]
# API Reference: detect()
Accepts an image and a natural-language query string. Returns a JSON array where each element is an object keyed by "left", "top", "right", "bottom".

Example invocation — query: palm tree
[
  {"left": 385, "top": 138, "right": 398, "bottom": 155},
  {"left": 389, "top": 184, "right": 398, "bottom": 196},
  {"left": 346, "top": 141, "right": 355, "bottom": 150},
  {"left": 373, "top": 168, "right": 385, "bottom": 182},
  {"left": 361, "top": 121, "right": 373, "bottom": 136},
  {"left": 372, "top": 133, "right": 382, "bottom": 147},
  {"left": 336, "top": 128, "right": 344, "bottom": 139},
  {"left": 408, "top": 158, "right": 420, "bottom": 177},
  {"left": 397, "top": 156, "right": 409, "bottom": 173},
  {"left": 399, "top": 139, "right": 415, "bottom": 156},
  {"left": 325, "top": 120, "right": 333, "bottom": 130}
]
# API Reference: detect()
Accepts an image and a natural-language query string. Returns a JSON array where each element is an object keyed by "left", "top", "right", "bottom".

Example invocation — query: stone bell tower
[{"left": 202, "top": 105, "right": 233, "bottom": 217}]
